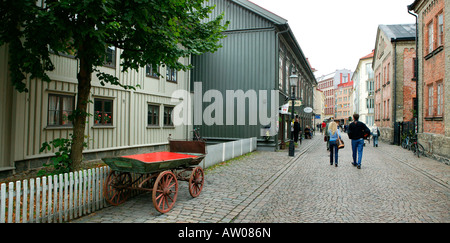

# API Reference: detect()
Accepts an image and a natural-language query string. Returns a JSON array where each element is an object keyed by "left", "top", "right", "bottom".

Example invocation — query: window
[
  {"left": 104, "top": 46, "right": 116, "bottom": 67},
  {"left": 387, "top": 99, "right": 390, "bottom": 119},
  {"left": 375, "top": 74, "right": 378, "bottom": 90},
  {"left": 438, "top": 13, "right": 444, "bottom": 46},
  {"left": 428, "top": 21, "right": 434, "bottom": 53},
  {"left": 285, "top": 59, "right": 290, "bottom": 92},
  {"left": 437, "top": 82, "right": 443, "bottom": 116},
  {"left": 428, "top": 85, "right": 434, "bottom": 116},
  {"left": 366, "top": 63, "right": 374, "bottom": 79},
  {"left": 413, "top": 98, "right": 417, "bottom": 118},
  {"left": 94, "top": 98, "right": 113, "bottom": 125},
  {"left": 163, "top": 106, "right": 174, "bottom": 126},
  {"left": 387, "top": 63, "right": 390, "bottom": 83},
  {"left": 48, "top": 94, "right": 75, "bottom": 127},
  {"left": 166, "top": 67, "right": 177, "bottom": 82},
  {"left": 148, "top": 104, "right": 160, "bottom": 126},
  {"left": 146, "top": 64, "right": 159, "bottom": 79},
  {"left": 367, "top": 80, "right": 374, "bottom": 93},
  {"left": 413, "top": 58, "right": 418, "bottom": 81},
  {"left": 278, "top": 56, "right": 283, "bottom": 91}
]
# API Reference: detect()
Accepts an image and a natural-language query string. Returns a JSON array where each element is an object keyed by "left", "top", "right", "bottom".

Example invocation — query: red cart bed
[{"left": 102, "top": 140, "right": 206, "bottom": 213}]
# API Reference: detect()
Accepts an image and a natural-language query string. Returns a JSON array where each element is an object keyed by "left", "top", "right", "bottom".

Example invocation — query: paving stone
[{"left": 71, "top": 134, "right": 450, "bottom": 223}]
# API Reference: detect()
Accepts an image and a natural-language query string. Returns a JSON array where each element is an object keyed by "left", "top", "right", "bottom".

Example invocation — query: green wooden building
[{"left": 191, "top": 0, "right": 317, "bottom": 150}]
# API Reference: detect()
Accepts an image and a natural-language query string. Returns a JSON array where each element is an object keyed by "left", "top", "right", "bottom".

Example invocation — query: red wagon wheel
[
  {"left": 152, "top": 171, "right": 178, "bottom": 213},
  {"left": 104, "top": 171, "right": 132, "bottom": 206},
  {"left": 189, "top": 166, "right": 204, "bottom": 198}
]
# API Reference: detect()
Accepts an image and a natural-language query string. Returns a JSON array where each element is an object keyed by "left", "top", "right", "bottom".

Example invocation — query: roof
[
  {"left": 337, "top": 80, "right": 353, "bottom": 88},
  {"left": 232, "top": 0, "right": 287, "bottom": 25},
  {"left": 379, "top": 24, "right": 416, "bottom": 42},
  {"left": 360, "top": 50, "right": 374, "bottom": 60},
  {"left": 408, "top": 0, "right": 420, "bottom": 11},
  {"left": 231, "top": 0, "right": 317, "bottom": 85},
  {"left": 316, "top": 72, "right": 335, "bottom": 82}
]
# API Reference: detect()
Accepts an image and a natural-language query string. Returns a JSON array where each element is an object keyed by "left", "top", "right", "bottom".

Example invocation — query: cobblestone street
[{"left": 72, "top": 134, "right": 450, "bottom": 223}]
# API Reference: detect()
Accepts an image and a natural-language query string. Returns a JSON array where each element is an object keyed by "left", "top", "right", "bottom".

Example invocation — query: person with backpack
[
  {"left": 348, "top": 113, "right": 370, "bottom": 169},
  {"left": 371, "top": 123, "right": 380, "bottom": 147}
]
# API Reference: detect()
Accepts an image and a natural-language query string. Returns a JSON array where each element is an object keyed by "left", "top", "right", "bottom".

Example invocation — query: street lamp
[{"left": 289, "top": 73, "right": 298, "bottom": 157}]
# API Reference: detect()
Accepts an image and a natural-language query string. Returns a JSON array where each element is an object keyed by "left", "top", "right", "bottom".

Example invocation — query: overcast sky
[{"left": 250, "top": 0, "right": 417, "bottom": 78}]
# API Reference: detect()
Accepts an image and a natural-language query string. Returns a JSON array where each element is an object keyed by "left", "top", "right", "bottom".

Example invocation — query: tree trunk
[{"left": 71, "top": 54, "right": 92, "bottom": 171}]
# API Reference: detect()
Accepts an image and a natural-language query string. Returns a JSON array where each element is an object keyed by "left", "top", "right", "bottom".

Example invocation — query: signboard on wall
[{"left": 280, "top": 103, "right": 289, "bottom": 114}]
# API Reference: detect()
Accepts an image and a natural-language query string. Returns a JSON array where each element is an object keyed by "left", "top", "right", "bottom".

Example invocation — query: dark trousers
[{"left": 329, "top": 140, "right": 338, "bottom": 165}]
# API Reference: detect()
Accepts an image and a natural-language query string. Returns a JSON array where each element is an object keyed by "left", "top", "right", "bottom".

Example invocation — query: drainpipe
[
  {"left": 408, "top": 7, "right": 419, "bottom": 134},
  {"left": 274, "top": 25, "right": 290, "bottom": 150},
  {"left": 275, "top": 25, "right": 291, "bottom": 92},
  {"left": 393, "top": 41, "right": 397, "bottom": 145}
]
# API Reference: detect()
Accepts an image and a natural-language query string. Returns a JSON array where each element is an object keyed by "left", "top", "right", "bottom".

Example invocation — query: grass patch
[{"left": 205, "top": 151, "right": 257, "bottom": 174}]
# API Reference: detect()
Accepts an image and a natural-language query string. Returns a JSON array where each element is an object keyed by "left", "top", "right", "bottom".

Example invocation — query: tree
[{"left": 0, "top": 0, "right": 228, "bottom": 171}]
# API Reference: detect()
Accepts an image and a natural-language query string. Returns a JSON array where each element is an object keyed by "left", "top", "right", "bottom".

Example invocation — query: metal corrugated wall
[
  {"left": 191, "top": 29, "right": 276, "bottom": 139},
  {"left": 207, "top": 0, "right": 273, "bottom": 31}
]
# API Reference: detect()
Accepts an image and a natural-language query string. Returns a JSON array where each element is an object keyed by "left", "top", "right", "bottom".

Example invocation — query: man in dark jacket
[
  {"left": 348, "top": 113, "right": 370, "bottom": 169},
  {"left": 293, "top": 117, "right": 300, "bottom": 143}
]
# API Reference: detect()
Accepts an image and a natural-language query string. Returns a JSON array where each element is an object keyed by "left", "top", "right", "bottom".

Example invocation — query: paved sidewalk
[
  {"left": 234, "top": 135, "right": 450, "bottom": 223},
  {"left": 71, "top": 133, "right": 450, "bottom": 223}
]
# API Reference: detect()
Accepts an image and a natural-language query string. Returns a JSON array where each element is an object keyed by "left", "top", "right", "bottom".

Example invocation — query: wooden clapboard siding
[
  {"left": 0, "top": 45, "right": 13, "bottom": 169},
  {"left": 3, "top": 48, "right": 190, "bottom": 165}
]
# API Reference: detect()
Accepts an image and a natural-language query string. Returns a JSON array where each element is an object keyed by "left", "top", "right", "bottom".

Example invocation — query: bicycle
[
  {"left": 410, "top": 136, "right": 425, "bottom": 158},
  {"left": 192, "top": 128, "right": 206, "bottom": 142},
  {"left": 401, "top": 135, "right": 412, "bottom": 150}
]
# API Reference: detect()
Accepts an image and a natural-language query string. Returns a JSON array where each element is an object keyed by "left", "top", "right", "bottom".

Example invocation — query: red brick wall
[
  {"left": 403, "top": 48, "right": 417, "bottom": 122},
  {"left": 375, "top": 67, "right": 382, "bottom": 123},
  {"left": 422, "top": 0, "right": 445, "bottom": 135}
]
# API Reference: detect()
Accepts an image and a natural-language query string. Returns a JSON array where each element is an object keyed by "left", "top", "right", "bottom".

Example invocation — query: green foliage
[
  {"left": 38, "top": 135, "right": 87, "bottom": 176},
  {"left": 401, "top": 129, "right": 416, "bottom": 142},
  {"left": 0, "top": 0, "right": 229, "bottom": 92},
  {"left": 1, "top": 0, "right": 229, "bottom": 171}
]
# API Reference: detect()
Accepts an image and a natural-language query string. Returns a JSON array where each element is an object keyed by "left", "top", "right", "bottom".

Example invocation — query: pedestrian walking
[
  {"left": 304, "top": 125, "right": 311, "bottom": 139},
  {"left": 348, "top": 113, "right": 370, "bottom": 169},
  {"left": 324, "top": 118, "right": 332, "bottom": 151},
  {"left": 371, "top": 123, "right": 380, "bottom": 147},
  {"left": 328, "top": 120, "right": 341, "bottom": 167},
  {"left": 293, "top": 117, "right": 300, "bottom": 143},
  {"left": 321, "top": 121, "right": 326, "bottom": 135}
]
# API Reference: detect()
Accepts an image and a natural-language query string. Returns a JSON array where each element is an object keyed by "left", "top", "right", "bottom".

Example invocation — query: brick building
[
  {"left": 409, "top": 0, "right": 449, "bottom": 164},
  {"left": 373, "top": 24, "right": 416, "bottom": 143},
  {"left": 335, "top": 80, "right": 354, "bottom": 124},
  {"left": 317, "top": 73, "right": 335, "bottom": 120},
  {"left": 317, "top": 69, "right": 353, "bottom": 123}
]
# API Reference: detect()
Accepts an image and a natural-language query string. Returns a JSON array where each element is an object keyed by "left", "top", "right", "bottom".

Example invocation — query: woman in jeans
[
  {"left": 328, "top": 120, "right": 341, "bottom": 167},
  {"left": 371, "top": 123, "right": 379, "bottom": 147}
]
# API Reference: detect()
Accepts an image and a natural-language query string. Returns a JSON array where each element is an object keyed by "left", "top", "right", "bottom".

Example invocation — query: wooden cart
[{"left": 102, "top": 140, "right": 206, "bottom": 213}]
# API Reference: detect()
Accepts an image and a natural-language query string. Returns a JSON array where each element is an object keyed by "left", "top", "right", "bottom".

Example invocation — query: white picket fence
[
  {"left": 0, "top": 166, "right": 114, "bottom": 223},
  {"left": 0, "top": 139, "right": 258, "bottom": 223}
]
